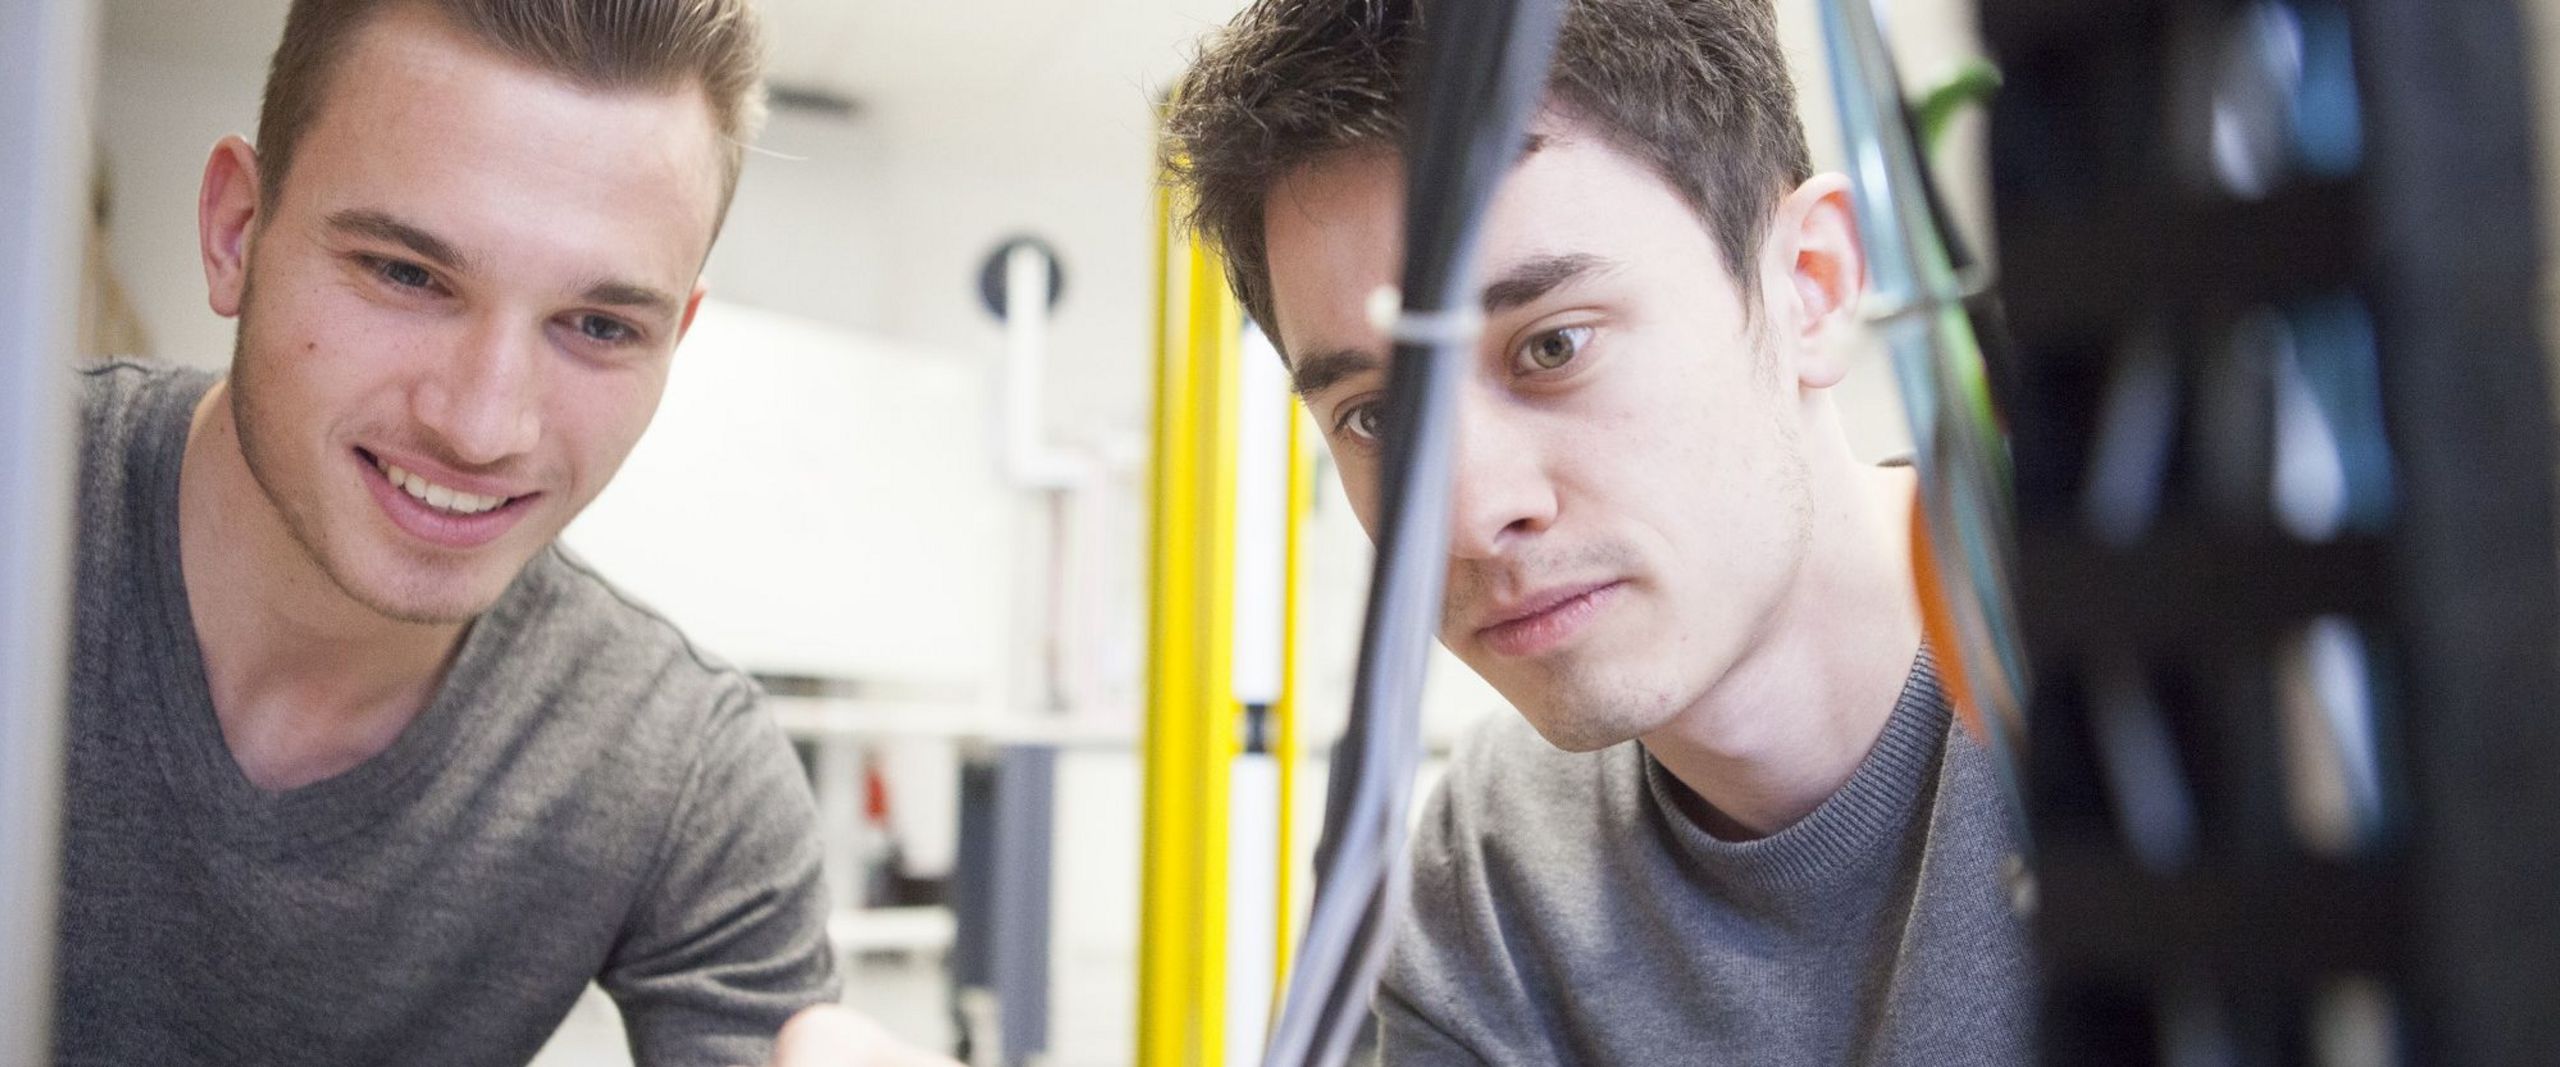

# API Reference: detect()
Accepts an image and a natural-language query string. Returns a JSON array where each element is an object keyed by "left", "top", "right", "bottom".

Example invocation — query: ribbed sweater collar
[{"left": 1639, "top": 646, "right": 1953, "bottom": 900}]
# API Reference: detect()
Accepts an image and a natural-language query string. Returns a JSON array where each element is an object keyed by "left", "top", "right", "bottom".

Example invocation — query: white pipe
[
  {"left": 1001, "top": 242, "right": 1094, "bottom": 491},
  {"left": 0, "top": 1, "right": 98, "bottom": 1063},
  {"left": 1231, "top": 323, "right": 1288, "bottom": 708},
  {"left": 996, "top": 240, "right": 1119, "bottom": 723}
]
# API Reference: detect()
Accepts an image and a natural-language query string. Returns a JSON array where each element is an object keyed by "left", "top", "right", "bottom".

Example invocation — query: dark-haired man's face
[
  {"left": 1264, "top": 120, "right": 1849, "bottom": 752},
  {"left": 200, "top": 4, "right": 726, "bottom": 624}
]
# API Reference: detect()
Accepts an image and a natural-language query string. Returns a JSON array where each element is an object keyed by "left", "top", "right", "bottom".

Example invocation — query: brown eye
[
  {"left": 1339, "top": 403, "right": 1386, "bottom": 443},
  {"left": 1517, "top": 325, "right": 1594, "bottom": 372}
]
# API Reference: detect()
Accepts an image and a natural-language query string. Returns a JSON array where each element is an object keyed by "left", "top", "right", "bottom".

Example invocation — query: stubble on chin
[
  {"left": 1489, "top": 652, "right": 1684, "bottom": 754},
  {"left": 227, "top": 297, "right": 507, "bottom": 629}
]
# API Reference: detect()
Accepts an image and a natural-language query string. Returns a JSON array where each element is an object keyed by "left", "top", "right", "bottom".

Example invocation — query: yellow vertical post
[
  {"left": 1140, "top": 156, "right": 1247, "bottom": 1067},
  {"left": 1192, "top": 218, "right": 1245, "bottom": 1067},
  {"left": 1140, "top": 171, "right": 1202, "bottom": 1067}
]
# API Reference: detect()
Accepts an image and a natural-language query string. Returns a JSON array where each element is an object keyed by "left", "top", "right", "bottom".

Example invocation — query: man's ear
[
  {"left": 198, "top": 135, "right": 262, "bottom": 320},
  {"left": 1761, "top": 172, "right": 1866, "bottom": 390},
  {"left": 676, "top": 279, "right": 710, "bottom": 343}
]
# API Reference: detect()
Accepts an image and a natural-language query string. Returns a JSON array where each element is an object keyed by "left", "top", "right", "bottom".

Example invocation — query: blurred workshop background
[{"left": 47, "top": 0, "right": 2560, "bottom": 1064}]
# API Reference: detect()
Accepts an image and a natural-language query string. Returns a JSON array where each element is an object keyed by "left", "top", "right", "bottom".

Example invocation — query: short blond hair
[{"left": 257, "top": 0, "right": 767, "bottom": 228}]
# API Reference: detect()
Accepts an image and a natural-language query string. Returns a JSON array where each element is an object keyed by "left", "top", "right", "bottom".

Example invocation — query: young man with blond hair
[
  {"left": 1165, "top": 0, "right": 2036, "bottom": 1061},
  {"left": 58, "top": 2, "right": 843, "bottom": 1062}
]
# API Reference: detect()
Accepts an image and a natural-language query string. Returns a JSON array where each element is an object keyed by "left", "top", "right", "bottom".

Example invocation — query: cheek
[
  {"left": 550, "top": 365, "right": 669, "bottom": 484},
  {"left": 239, "top": 301, "right": 374, "bottom": 417},
  {"left": 253, "top": 276, "right": 430, "bottom": 378},
  {"left": 1334, "top": 462, "right": 1384, "bottom": 539},
  {"left": 1566, "top": 348, "right": 1794, "bottom": 529}
]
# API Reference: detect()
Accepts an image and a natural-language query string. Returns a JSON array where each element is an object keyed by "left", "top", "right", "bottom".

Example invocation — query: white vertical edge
[
  {"left": 1228, "top": 322, "right": 1290, "bottom": 1061},
  {"left": 1226, "top": 754, "right": 1282, "bottom": 1065},
  {"left": 0, "top": 1, "right": 99, "bottom": 1063},
  {"left": 1232, "top": 322, "right": 1287, "bottom": 707},
  {"left": 1002, "top": 242, "right": 1051, "bottom": 486}
]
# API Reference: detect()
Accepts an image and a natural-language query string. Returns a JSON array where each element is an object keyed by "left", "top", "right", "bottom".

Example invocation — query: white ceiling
[{"left": 764, "top": 0, "right": 1241, "bottom": 118}]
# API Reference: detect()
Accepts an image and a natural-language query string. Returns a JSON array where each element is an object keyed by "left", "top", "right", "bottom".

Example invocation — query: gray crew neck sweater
[
  {"left": 53, "top": 361, "right": 838, "bottom": 1066},
  {"left": 1374, "top": 649, "right": 2036, "bottom": 1065}
]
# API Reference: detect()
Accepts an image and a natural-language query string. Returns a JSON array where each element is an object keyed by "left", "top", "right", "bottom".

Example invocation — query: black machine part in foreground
[
  {"left": 1261, "top": 3, "right": 1565, "bottom": 1066},
  {"left": 1983, "top": 0, "right": 2560, "bottom": 1062}
]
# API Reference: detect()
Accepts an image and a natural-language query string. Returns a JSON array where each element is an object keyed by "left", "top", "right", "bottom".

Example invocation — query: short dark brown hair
[
  {"left": 257, "top": 0, "right": 767, "bottom": 228},
  {"left": 1166, "top": 0, "right": 1812, "bottom": 348}
]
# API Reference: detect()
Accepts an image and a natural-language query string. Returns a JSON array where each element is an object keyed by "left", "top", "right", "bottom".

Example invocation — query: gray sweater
[
  {"left": 53, "top": 362, "right": 838, "bottom": 1066},
  {"left": 1375, "top": 650, "right": 2036, "bottom": 1065}
]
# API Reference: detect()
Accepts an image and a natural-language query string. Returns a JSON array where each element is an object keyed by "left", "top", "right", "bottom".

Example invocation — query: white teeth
[{"left": 372, "top": 456, "right": 508, "bottom": 516}]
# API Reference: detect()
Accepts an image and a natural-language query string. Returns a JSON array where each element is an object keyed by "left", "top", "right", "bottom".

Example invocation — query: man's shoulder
[
  {"left": 1382, "top": 715, "right": 1664, "bottom": 1062},
  {"left": 78, "top": 357, "right": 193, "bottom": 390},
  {"left": 1414, "top": 712, "right": 1650, "bottom": 889},
  {"left": 75, "top": 360, "right": 211, "bottom": 459},
  {"left": 78, "top": 358, "right": 209, "bottom": 412},
  {"left": 69, "top": 361, "right": 215, "bottom": 578},
  {"left": 1439, "top": 711, "right": 1645, "bottom": 826},
  {"left": 493, "top": 546, "right": 763, "bottom": 741}
]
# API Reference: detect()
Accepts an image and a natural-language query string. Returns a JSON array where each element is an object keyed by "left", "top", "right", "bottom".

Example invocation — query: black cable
[{"left": 1261, "top": 2, "right": 1564, "bottom": 1065}]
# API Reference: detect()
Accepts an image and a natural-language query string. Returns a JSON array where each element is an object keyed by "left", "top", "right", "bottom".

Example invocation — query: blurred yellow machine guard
[{"left": 1139, "top": 135, "right": 1317, "bottom": 1066}]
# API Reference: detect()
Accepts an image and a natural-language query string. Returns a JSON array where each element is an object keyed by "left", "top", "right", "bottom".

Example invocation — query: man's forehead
[
  {"left": 290, "top": 8, "right": 727, "bottom": 266},
  {"left": 337, "top": 2, "right": 488, "bottom": 85},
  {"left": 1261, "top": 152, "right": 1405, "bottom": 364},
  {"left": 1264, "top": 114, "right": 1578, "bottom": 219},
  {"left": 1262, "top": 128, "right": 1600, "bottom": 372},
  {"left": 324, "top": 6, "right": 728, "bottom": 191},
  {"left": 1265, "top": 150, "right": 1408, "bottom": 257}
]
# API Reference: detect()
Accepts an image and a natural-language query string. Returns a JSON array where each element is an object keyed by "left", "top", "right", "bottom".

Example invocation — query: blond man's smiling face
[{"left": 209, "top": 5, "right": 727, "bottom": 624}]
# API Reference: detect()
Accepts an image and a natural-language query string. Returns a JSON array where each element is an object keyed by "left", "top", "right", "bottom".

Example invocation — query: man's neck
[
  {"left": 1641, "top": 462, "right": 1924, "bottom": 840},
  {"left": 178, "top": 381, "right": 466, "bottom": 792}
]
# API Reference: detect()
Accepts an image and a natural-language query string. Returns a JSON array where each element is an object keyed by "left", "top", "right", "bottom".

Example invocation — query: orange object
[
  {"left": 863, "top": 758, "right": 891, "bottom": 826},
  {"left": 1911, "top": 495, "right": 1986, "bottom": 742}
]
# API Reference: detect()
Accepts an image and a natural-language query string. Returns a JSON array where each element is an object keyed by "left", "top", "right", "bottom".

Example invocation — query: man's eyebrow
[
  {"left": 326, "top": 209, "right": 469, "bottom": 272},
  {"left": 580, "top": 279, "right": 682, "bottom": 320},
  {"left": 1480, "top": 252, "right": 1614, "bottom": 314},
  {"left": 1290, "top": 347, "right": 1383, "bottom": 398},
  {"left": 1287, "top": 252, "right": 1608, "bottom": 397}
]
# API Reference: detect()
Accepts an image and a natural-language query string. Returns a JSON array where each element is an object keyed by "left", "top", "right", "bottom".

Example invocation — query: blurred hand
[{"left": 764, "top": 1004, "right": 964, "bottom": 1067}]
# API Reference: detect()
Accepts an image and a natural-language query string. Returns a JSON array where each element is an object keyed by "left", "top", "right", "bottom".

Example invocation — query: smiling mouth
[{"left": 355, "top": 448, "right": 521, "bottom": 516}]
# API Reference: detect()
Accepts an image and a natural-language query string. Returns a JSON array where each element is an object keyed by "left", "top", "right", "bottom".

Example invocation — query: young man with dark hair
[
  {"left": 1167, "top": 0, "right": 2035, "bottom": 1061},
  {"left": 58, "top": 2, "right": 844, "bottom": 1063}
]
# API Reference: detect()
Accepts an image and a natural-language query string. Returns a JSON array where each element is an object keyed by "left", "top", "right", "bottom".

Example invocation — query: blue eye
[
  {"left": 1517, "top": 325, "right": 1594, "bottom": 371},
  {"left": 577, "top": 315, "right": 635, "bottom": 344},
  {"left": 375, "top": 258, "right": 434, "bottom": 290}
]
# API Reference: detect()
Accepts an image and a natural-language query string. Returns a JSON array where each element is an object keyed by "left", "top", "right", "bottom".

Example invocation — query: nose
[
  {"left": 412, "top": 315, "right": 543, "bottom": 467},
  {"left": 1444, "top": 393, "right": 1557, "bottom": 561}
]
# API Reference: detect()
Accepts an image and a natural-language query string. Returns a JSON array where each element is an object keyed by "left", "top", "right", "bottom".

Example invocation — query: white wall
[
  {"left": 865, "top": 103, "right": 1166, "bottom": 445},
  {"left": 562, "top": 300, "right": 1012, "bottom": 686},
  {"left": 705, "top": 109, "right": 895, "bottom": 335},
  {"left": 94, "top": 44, "right": 259, "bottom": 368}
]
